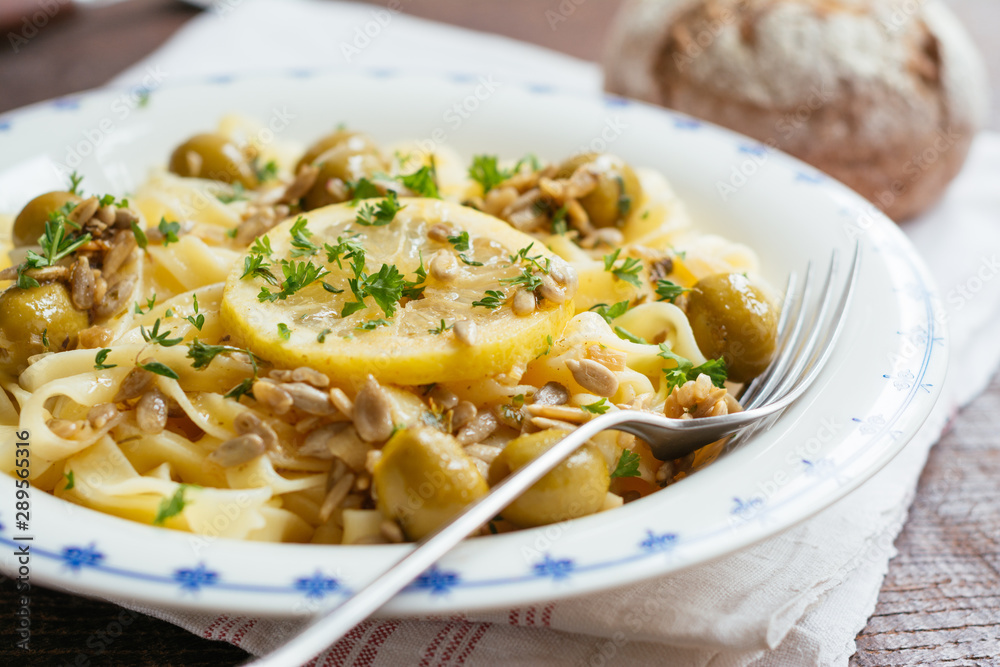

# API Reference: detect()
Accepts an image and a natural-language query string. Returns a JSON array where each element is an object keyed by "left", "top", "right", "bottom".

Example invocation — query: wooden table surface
[{"left": 0, "top": 1, "right": 997, "bottom": 665}]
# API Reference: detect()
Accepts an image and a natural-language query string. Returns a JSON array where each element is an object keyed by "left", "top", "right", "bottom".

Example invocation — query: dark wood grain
[
  {"left": 851, "top": 373, "right": 1000, "bottom": 666},
  {"left": 0, "top": 1, "right": 997, "bottom": 665}
]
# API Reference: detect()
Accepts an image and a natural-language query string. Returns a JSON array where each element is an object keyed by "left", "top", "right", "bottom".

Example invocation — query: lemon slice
[{"left": 220, "top": 198, "right": 576, "bottom": 385}]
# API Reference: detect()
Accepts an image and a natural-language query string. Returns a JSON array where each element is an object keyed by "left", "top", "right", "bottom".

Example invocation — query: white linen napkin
[{"left": 109, "top": 1, "right": 1000, "bottom": 664}]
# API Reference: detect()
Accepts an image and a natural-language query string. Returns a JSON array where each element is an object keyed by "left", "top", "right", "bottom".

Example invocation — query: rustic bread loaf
[{"left": 604, "top": 0, "right": 989, "bottom": 221}]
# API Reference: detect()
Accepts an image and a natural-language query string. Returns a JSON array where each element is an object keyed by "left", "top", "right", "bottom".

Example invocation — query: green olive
[
  {"left": 295, "top": 130, "right": 379, "bottom": 173},
  {"left": 555, "top": 153, "right": 642, "bottom": 228},
  {"left": 13, "top": 191, "right": 82, "bottom": 247},
  {"left": 373, "top": 427, "right": 488, "bottom": 540},
  {"left": 686, "top": 273, "right": 779, "bottom": 383},
  {"left": 488, "top": 429, "right": 609, "bottom": 528},
  {"left": 168, "top": 133, "right": 258, "bottom": 188},
  {"left": 301, "top": 142, "right": 387, "bottom": 211},
  {"left": 0, "top": 282, "right": 89, "bottom": 374}
]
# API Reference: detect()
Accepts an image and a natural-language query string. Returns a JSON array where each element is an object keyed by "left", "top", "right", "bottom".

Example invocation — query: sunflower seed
[
  {"left": 353, "top": 375, "right": 394, "bottom": 443},
  {"left": 566, "top": 358, "right": 618, "bottom": 397},
  {"left": 136, "top": 390, "right": 168, "bottom": 434},
  {"left": 208, "top": 433, "right": 265, "bottom": 468}
]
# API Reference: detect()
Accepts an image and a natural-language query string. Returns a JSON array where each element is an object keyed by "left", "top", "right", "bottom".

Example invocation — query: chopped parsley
[
  {"left": 22, "top": 213, "right": 92, "bottom": 274},
  {"left": 63, "top": 470, "right": 75, "bottom": 490},
  {"left": 657, "top": 344, "right": 728, "bottom": 392},
  {"left": 356, "top": 191, "right": 404, "bottom": 227},
  {"left": 94, "top": 349, "right": 117, "bottom": 370},
  {"left": 257, "top": 260, "right": 329, "bottom": 302},
  {"left": 41, "top": 328, "right": 49, "bottom": 347},
  {"left": 140, "top": 319, "right": 183, "bottom": 347},
  {"left": 277, "top": 323, "right": 291, "bottom": 340},
  {"left": 324, "top": 234, "right": 364, "bottom": 269},
  {"left": 655, "top": 279, "right": 690, "bottom": 303},
  {"left": 241, "top": 254, "right": 278, "bottom": 285},
  {"left": 68, "top": 171, "right": 84, "bottom": 195},
  {"left": 610, "top": 450, "right": 641, "bottom": 479},
  {"left": 398, "top": 160, "right": 440, "bottom": 198},
  {"left": 138, "top": 359, "right": 180, "bottom": 380},
  {"left": 185, "top": 293, "right": 205, "bottom": 330},
  {"left": 580, "top": 398, "right": 610, "bottom": 415},
  {"left": 429, "top": 319, "right": 452, "bottom": 335},
  {"left": 217, "top": 183, "right": 247, "bottom": 204},
  {"left": 356, "top": 318, "right": 391, "bottom": 331},
  {"left": 589, "top": 300, "right": 630, "bottom": 324},
  {"left": 134, "top": 294, "right": 157, "bottom": 315},
  {"left": 158, "top": 217, "right": 181, "bottom": 246},
  {"left": 253, "top": 158, "right": 278, "bottom": 183},
  {"left": 250, "top": 235, "right": 273, "bottom": 257},
  {"left": 468, "top": 155, "right": 511, "bottom": 194},
  {"left": 603, "top": 249, "right": 643, "bottom": 288},
  {"left": 535, "top": 335, "right": 554, "bottom": 359},
  {"left": 551, "top": 205, "right": 568, "bottom": 235},
  {"left": 289, "top": 216, "right": 319, "bottom": 257},
  {"left": 186, "top": 339, "right": 250, "bottom": 370},
  {"left": 130, "top": 220, "right": 148, "bottom": 249},
  {"left": 614, "top": 326, "right": 647, "bottom": 344},
  {"left": 472, "top": 290, "right": 505, "bottom": 310},
  {"left": 153, "top": 485, "right": 191, "bottom": 525},
  {"left": 321, "top": 282, "right": 344, "bottom": 294},
  {"left": 316, "top": 328, "right": 332, "bottom": 343},
  {"left": 447, "top": 230, "right": 483, "bottom": 266},
  {"left": 348, "top": 177, "right": 382, "bottom": 203},
  {"left": 500, "top": 266, "right": 543, "bottom": 291}
]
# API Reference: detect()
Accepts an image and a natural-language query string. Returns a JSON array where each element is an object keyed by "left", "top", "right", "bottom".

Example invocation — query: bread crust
[{"left": 604, "top": 0, "right": 989, "bottom": 221}]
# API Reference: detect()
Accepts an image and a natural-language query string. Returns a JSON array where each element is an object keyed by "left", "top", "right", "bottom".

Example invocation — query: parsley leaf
[
  {"left": 153, "top": 484, "right": 191, "bottom": 525},
  {"left": 399, "top": 160, "right": 440, "bottom": 198},
  {"left": 348, "top": 177, "right": 382, "bottom": 203},
  {"left": 257, "top": 260, "right": 329, "bottom": 302},
  {"left": 68, "top": 171, "right": 84, "bottom": 195},
  {"left": 610, "top": 450, "right": 641, "bottom": 479},
  {"left": 446, "top": 230, "right": 483, "bottom": 266},
  {"left": 63, "top": 470, "right": 75, "bottom": 490},
  {"left": 250, "top": 235, "right": 273, "bottom": 256},
  {"left": 158, "top": 217, "right": 181, "bottom": 246},
  {"left": 657, "top": 344, "right": 728, "bottom": 392},
  {"left": 603, "top": 249, "right": 643, "bottom": 288},
  {"left": 138, "top": 359, "right": 179, "bottom": 380},
  {"left": 362, "top": 263, "right": 406, "bottom": 318},
  {"left": 141, "top": 319, "right": 183, "bottom": 347},
  {"left": 655, "top": 279, "right": 690, "bottom": 303},
  {"left": 186, "top": 339, "right": 247, "bottom": 370},
  {"left": 216, "top": 183, "right": 247, "bottom": 204},
  {"left": 254, "top": 158, "right": 278, "bottom": 183},
  {"left": 429, "top": 319, "right": 452, "bottom": 335},
  {"left": 94, "top": 348, "right": 116, "bottom": 370},
  {"left": 551, "top": 205, "right": 568, "bottom": 235},
  {"left": 472, "top": 289, "right": 505, "bottom": 310},
  {"left": 324, "top": 235, "right": 364, "bottom": 269},
  {"left": 134, "top": 294, "right": 157, "bottom": 315},
  {"left": 131, "top": 221, "right": 148, "bottom": 250},
  {"left": 468, "top": 155, "right": 511, "bottom": 194},
  {"left": 356, "top": 318, "right": 391, "bottom": 331},
  {"left": 589, "top": 300, "right": 630, "bottom": 324},
  {"left": 185, "top": 293, "right": 204, "bottom": 330},
  {"left": 535, "top": 334, "right": 554, "bottom": 359},
  {"left": 241, "top": 254, "right": 278, "bottom": 285},
  {"left": 277, "top": 323, "right": 291, "bottom": 340},
  {"left": 41, "top": 328, "right": 49, "bottom": 347},
  {"left": 23, "top": 213, "right": 92, "bottom": 271},
  {"left": 580, "top": 398, "right": 610, "bottom": 415},
  {"left": 614, "top": 326, "right": 647, "bottom": 344},
  {"left": 289, "top": 216, "right": 319, "bottom": 257},
  {"left": 316, "top": 328, "right": 332, "bottom": 343},
  {"left": 356, "top": 191, "right": 404, "bottom": 227}
]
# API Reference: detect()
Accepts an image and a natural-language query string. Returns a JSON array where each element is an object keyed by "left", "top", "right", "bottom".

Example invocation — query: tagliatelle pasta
[{"left": 0, "top": 116, "right": 777, "bottom": 544}]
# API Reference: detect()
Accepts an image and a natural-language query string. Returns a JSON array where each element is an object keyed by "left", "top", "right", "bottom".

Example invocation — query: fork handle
[{"left": 245, "top": 419, "right": 615, "bottom": 667}]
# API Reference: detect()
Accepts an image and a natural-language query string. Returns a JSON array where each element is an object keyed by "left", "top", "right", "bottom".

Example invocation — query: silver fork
[{"left": 247, "top": 243, "right": 860, "bottom": 667}]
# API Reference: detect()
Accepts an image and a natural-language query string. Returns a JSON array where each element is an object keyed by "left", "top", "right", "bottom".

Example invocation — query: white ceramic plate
[{"left": 0, "top": 71, "right": 946, "bottom": 617}]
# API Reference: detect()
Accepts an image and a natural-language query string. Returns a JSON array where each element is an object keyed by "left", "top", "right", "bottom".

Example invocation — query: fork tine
[
  {"left": 755, "top": 248, "right": 842, "bottom": 405},
  {"left": 742, "top": 261, "right": 815, "bottom": 410},
  {"left": 772, "top": 241, "right": 861, "bottom": 407},
  {"left": 738, "top": 270, "right": 800, "bottom": 406}
]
